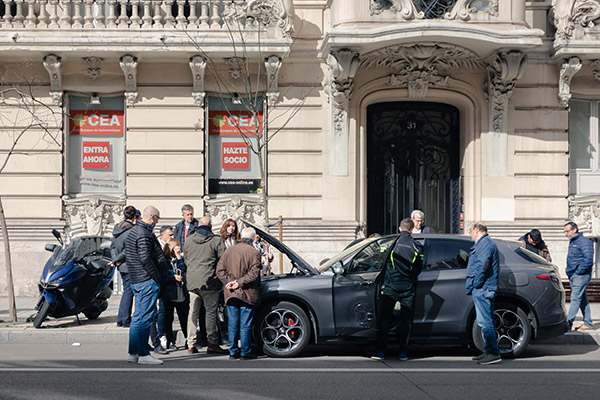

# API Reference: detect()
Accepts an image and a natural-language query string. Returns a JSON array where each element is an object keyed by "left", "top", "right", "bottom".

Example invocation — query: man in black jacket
[
  {"left": 110, "top": 205, "right": 137, "bottom": 327},
  {"left": 373, "top": 218, "right": 424, "bottom": 361},
  {"left": 125, "top": 205, "right": 168, "bottom": 365}
]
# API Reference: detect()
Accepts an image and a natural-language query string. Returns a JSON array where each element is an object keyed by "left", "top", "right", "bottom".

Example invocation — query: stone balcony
[{"left": 0, "top": 0, "right": 294, "bottom": 60}]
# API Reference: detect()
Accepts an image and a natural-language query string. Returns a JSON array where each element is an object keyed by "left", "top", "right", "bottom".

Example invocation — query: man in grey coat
[{"left": 183, "top": 216, "right": 227, "bottom": 354}]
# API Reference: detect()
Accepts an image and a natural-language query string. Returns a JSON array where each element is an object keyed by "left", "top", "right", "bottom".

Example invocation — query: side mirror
[
  {"left": 45, "top": 244, "right": 58, "bottom": 252},
  {"left": 51, "top": 229, "right": 63, "bottom": 246},
  {"left": 331, "top": 261, "right": 344, "bottom": 275}
]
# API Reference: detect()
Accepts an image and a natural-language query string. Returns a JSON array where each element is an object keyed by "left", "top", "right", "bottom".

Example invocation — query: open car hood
[{"left": 241, "top": 220, "right": 319, "bottom": 275}]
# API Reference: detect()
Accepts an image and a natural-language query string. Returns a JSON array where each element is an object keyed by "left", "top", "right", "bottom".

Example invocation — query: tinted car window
[
  {"left": 425, "top": 239, "right": 472, "bottom": 270},
  {"left": 347, "top": 237, "right": 396, "bottom": 273}
]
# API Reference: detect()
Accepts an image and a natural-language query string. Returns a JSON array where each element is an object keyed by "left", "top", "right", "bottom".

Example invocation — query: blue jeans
[
  {"left": 129, "top": 279, "right": 161, "bottom": 357},
  {"left": 227, "top": 304, "right": 254, "bottom": 356},
  {"left": 568, "top": 273, "right": 593, "bottom": 328},
  {"left": 472, "top": 288, "right": 499, "bottom": 356},
  {"left": 117, "top": 272, "right": 133, "bottom": 327}
]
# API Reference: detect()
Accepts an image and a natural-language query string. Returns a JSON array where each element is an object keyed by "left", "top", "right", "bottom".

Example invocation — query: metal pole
[{"left": 278, "top": 215, "right": 283, "bottom": 274}]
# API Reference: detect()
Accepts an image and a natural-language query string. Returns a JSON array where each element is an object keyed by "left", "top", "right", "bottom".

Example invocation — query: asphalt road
[{"left": 0, "top": 343, "right": 599, "bottom": 400}]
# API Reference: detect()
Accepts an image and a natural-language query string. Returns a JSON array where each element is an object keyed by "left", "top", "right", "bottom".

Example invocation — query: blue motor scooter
[{"left": 34, "top": 229, "right": 114, "bottom": 328}]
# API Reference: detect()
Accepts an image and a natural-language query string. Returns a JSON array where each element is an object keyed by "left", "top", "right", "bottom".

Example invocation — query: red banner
[
  {"left": 82, "top": 141, "right": 110, "bottom": 169},
  {"left": 222, "top": 142, "right": 250, "bottom": 170},
  {"left": 209, "top": 110, "right": 263, "bottom": 136},
  {"left": 70, "top": 110, "right": 124, "bottom": 136}
]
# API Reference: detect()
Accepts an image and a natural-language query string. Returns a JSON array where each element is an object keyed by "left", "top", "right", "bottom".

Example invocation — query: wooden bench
[{"left": 563, "top": 279, "right": 600, "bottom": 302}]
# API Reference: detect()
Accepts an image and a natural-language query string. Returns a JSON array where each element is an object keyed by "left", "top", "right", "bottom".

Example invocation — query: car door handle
[{"left": 360, "top": 280, "right": 373, "bottom": 287}]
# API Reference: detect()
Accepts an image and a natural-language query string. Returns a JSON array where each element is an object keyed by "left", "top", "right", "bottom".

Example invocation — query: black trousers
[
  {"left": 375, "top": 290, "right": 416, "bottom": 354},
  {"left": 163, "top": 298, "right": 190, "bottom": 346}
]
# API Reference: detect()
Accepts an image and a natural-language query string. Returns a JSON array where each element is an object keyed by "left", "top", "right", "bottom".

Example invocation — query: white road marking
[{"left": 0, "top": 368, "right": 599, "bottom": 373}]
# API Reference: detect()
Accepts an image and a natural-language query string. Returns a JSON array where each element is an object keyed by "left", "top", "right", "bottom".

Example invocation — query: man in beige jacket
[{"left": 217, "top": 227, "right": 262, "bottom": 360}]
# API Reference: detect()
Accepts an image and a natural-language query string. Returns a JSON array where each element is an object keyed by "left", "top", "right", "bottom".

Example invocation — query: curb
[{"left": 1, "top": 328, "right": 598, "bottom": 346}]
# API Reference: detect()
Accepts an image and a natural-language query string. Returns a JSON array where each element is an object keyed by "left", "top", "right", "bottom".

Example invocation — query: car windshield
[
  {"left": 49, "top": 238, "right": 82, "bottom": 273},
  {"left": 317, "top": 237, "right": 381, "bottom": 273}
]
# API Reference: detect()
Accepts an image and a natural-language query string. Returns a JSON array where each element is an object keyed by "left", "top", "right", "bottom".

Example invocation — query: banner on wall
[
  {"left": 209, "top": 110, "right": 263, "bottom": 136},
  {"left": 70, "top": 110, "right": 124, "bottom": 135},
  {"left": 82, "top": 141, "right": 110, "bottom": 169},
  {"left": 222, "top": 142, "right": 250, "bottom": 170}
]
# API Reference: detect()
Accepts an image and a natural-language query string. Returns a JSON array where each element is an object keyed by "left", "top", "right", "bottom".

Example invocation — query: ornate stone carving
[
  {"left": 265, "top": 55, "right": 282, "bottom": 106},
  {"left": 487, "top": 51, "right": 527, "bottom": 132},
  {"left": 445, "top": 0, "right": 499, "bottom": 20},
  {"left": 62, "top": 194, "right": 126, "bottom": 238},
  {"left": 390, "top": 0, "right": 424, "bottom": 19},
  {"left": 486, "top": 51, "right": 527, "bottom": 177},
  {"left": 189, "top": 55, "right": 207, "bottom": 106},
  {"left": 370, "top": 0, "right": 384, "bottom": 15},
  {"left": 362, "top": 43, "right": 482, "bottom": 97},
  {"left": 592, "top": 59, "right": 600, "bottom": 81},
  {"left": 569, "top": 194, "right": 600, "bottom": 238},
  {"left": 327, "top": 49, "right": 359, "bottom": 176},
  {"left": 42, "top": 54, "right": 62, "bottom": 105},
  {"left": 244, "top": 0, "right": 295, "bottom": 38},
  {"left": 83, "top": 56, "right": 104, "bottom": 79},
  {"left": 558, "top": 57, "right": 582, "bottom": 108},
  {"left": 204, "top": 195, "right": 266, "bottom": 229},
  {"left": 227, "top": 57, "right": 244, "bottom": 80},
  {"left": 119, "top": 55, "right": 138, "bottom": 106},
  {"left": 552, "top": 0, "right": 600, "bottom": 44}
]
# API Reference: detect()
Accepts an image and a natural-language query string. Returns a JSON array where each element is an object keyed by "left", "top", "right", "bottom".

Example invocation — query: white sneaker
[
  {"left": 160, "top": 335, "right": 168, "bottom": 349},
  {"left": 138, "top": 354, "right": 163, "bottom": 365},
  {"left": 127, "top": 354, "right": 138, "bottom": 363}
]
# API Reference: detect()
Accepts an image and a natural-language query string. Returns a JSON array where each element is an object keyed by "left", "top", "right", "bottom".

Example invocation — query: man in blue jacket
[
  {"left": 564, "top": 221, "right": 595, "bottom": 331},
  {"left": 466, "top": 222, "right": 500, "bottom": 365},
  {"left": 125, "top": 205, "right": 169, "bottom": 365}
]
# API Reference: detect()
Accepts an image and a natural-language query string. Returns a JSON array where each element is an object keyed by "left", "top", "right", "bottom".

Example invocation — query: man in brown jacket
[{"left": 217, "top": 227, "right": 262, "bottom": 360}]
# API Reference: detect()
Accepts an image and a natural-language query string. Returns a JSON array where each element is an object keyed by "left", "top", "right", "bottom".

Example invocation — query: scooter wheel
[{"left": 33, "top": 300, "right": 51, "bottom": 329}]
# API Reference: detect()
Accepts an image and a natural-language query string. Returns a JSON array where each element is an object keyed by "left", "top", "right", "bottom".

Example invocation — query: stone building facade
[{"left": 0, "top": 0, "right": 599, "bottom": 295}]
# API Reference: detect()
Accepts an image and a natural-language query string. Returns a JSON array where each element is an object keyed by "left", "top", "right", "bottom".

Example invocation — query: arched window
[{"left": 415, "top": 0, "right": 458, "bottom": 19}]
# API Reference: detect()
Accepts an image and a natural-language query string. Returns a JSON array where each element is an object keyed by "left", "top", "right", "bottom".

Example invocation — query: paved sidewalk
[{"left": 1, "top": 296, "right": 599, "bottom": 345}]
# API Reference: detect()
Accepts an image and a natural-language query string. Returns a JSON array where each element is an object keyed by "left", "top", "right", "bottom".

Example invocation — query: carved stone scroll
[
  {"left": 558, "top": 57, "right": 582, "bottom": 108},
  {"left": 327, "top": 49, "right": 359, "bottom": 176},
  {"left": 487, "top": 51, "right": 527, "bottom": 176},
  {"left": 204, "top": 195, "right": 265, "bottom": 229},
  {"left": 189, "top": 55, "right": 207, "bottom": 106},
  {"left": 119, "top": 55, "right": 138, "bottom": 106},
  {"left": 593, "top": 59, "right": 600, "bottom": 82},
  {"left": 569, "top": 194, "right": 600, "bottom": 238},
  {"left": 62, "top": 194, "right": 126, "bottom": 238},
  {"left": 265, "top": 55, "right": 282, "bottom": 106},
  {"left": 42, "top": 54, "right": 63, "bottom": 105}
]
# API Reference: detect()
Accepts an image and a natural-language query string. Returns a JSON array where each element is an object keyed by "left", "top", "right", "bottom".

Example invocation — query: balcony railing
[{"left": 0, "top": 0, "right": 291, "bottom": 34}]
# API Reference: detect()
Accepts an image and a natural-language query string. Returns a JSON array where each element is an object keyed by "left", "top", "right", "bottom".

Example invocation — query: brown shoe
[
  {"left": 206, "top": 343, "right": 228, "bottom": 354},
  {"left": 187, "top": 347, "right": 199, "bottom": 354},
  {"left": 576, "top": 325, "right": 594, "bottom": 331}
]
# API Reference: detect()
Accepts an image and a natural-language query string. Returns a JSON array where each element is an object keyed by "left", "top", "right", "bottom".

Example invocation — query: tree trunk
[{"left": 0, "top": 196, "right": 17, "bottom": 322}]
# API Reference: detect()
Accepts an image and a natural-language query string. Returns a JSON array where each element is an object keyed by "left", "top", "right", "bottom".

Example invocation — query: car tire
[
  {"left": 471, "top": 302, "right": 531, "bottom": 358},
  {"left": 256, "top": 301, "right": 311, "bottom": 358}
]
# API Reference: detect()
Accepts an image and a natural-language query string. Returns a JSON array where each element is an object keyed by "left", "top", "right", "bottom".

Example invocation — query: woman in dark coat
[{"left": 161, "top": 239, "right": 190, "bottom": 350}]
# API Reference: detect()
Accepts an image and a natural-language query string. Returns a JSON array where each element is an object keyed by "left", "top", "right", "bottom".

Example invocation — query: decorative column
[
  {"left": 486, "top": 51, "right": 527, "bottom": 176},
  {"left": 264, "top": 55, "right": 282, "bottom": 107},
  {"left": 327, "top": 49, "right": 359, "bottom": 176},
  {"left": 189, "top": 55, "right": 207, "bottom": 107},
  {"left": 119, "top": 55, "right": 138, "bottom": 106},
  {"left": 42, "top": 54, "right": 63, "bottom": 105},
  {"left": 558, "top": 57, "right": 582, "bottom": 108}
]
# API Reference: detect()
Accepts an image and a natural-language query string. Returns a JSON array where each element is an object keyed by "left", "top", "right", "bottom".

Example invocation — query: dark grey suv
[{"left": 253, "top": 227, "right": 568, "bottom": 358}]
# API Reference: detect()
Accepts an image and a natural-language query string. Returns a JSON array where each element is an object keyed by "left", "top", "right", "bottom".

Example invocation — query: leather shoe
[
  {"left": 207, "top": 343, "right": 228, "bottom": 354},
  {"left": 154, "top": 344, "right": 168, "bottom": 355},
  {"left": 576, "top": 325, "right": 594, "bottom": 331},
  {"left": 241, "top": 354, "right": 257, "bottom": 360},
  {"left": 229, "top": 353, "right": 240, "bottom": 360},
  {"left": 187, "top": 347, "right": 199, "bottom": 354}
]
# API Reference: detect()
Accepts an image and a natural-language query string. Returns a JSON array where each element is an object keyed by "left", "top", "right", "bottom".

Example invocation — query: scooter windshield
[{"left": 49, "top": 238, "right": 82, "bottom": 273}]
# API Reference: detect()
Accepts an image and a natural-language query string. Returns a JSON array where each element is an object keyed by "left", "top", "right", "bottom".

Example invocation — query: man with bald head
[
  {"left": 125, "top": 206, "right": 169, "bottom": 365},
  {"left": 184, "top": 215, "right": 228, "bottom": 354}
]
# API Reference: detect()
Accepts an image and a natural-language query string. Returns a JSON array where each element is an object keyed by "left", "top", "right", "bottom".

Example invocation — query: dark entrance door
[{"left": 367, "top": 102, "right": 461, "bottom": 235}]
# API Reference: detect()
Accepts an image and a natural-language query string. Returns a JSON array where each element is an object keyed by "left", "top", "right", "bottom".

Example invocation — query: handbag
[{"left": 172, "top": 283, "right": 186, "bottom": 303}]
